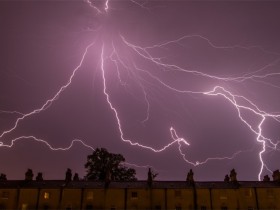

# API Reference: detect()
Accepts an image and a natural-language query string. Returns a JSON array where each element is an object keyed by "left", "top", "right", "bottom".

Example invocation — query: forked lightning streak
[{"left": 1, "top": 0, "right": 280, "bottom": 180}]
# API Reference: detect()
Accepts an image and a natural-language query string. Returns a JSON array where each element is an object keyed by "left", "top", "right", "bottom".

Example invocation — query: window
[
  {"left": 66, "top": 206, "right": 71, "bottom": 210},
  {"left": 86, "top": 191, "right": 93, "bottom": 200},
  {"left": 0, "top": 204, "right": 6, "bottom": 210},
  {"left": 43, "top": 192, "right": 50, "bottom": 200},
  {"left": 1, "top": 192, "right": 9, "bottom": 199},
  {"left": 43, "top": 205, "right": 49, "bottom": 210},
  {"left": 220, "top": 196, "right": 227, "bottom": 200},
  {"left": 174, "top": 190, "right": 182, "bottom": 197},
  {"left": 267, "top": 189, "right": 274, "bottom": 198},
  {"left": 244, "top": 189, "right": 252, "bottom": 197},
  {"left": 131, "top": 192, "right": 138, "bottom": 199},
  {"left": 21, "top": 204, "right": 28, "bottom": 210},
  {"left": 268, "top": 204, "right": 275, "bottom": 210},
  {"left": 201, "top": 206, "right": 207, "bottom": 210},
  {"left": 85, "top": 205, "right": 93, "bottom": 210}
]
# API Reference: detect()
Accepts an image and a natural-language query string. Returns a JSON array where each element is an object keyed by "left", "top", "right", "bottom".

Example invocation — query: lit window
[
  {"left": 21, "top": 204, "right": 28, "bottom": 210},
  {"left": 174, "top": 190, "right": 181, "bottom": 197},
  {"left": 1, "top": 191, "right": 9, "bottom": 199},
  {"left": 131, "top": 192, "right": 138, "bottom": 199},
  {"left": 86, "top": 191, "right": 93, "bottom": 200},
  {"left": 43, "top": 192, "right": 50, "bottom": 200}
]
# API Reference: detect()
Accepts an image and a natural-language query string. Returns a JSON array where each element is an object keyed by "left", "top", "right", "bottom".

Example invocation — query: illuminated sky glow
[{"left": 0, "top": 0, "right": 280, "bottom": 181}]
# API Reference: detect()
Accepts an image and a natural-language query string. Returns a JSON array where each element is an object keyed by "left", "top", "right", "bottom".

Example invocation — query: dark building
[{"left": 0, "top": 180, "right": 280, "bottom": 210}]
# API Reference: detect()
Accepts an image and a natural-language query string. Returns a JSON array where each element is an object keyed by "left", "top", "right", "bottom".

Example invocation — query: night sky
[{"left": 1, "top": 0, "right": 280, "bottom": 181}]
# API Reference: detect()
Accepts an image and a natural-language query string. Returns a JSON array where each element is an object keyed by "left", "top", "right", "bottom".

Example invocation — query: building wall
[
  {"left": 126, "top": 188, "right": 150, "bottom": 209},
  {"left": 236, "top": 188, "right": 257, "bottom": 210},
  {"left": 83, "top": 189, "right": 105, "bottom": 209},
  {"left": 104, "top": 189, "right": 125, "bottom": 210},
  {"left": 1, "top": 184, "right": 280, "bottom": 210},
  {"left": 196, "top": 189, "right": 211, "bottom": 210},
  {"left": 211, "top": 188, "right": 239, "bottom": 210},
  {"left": 256, "top": 188, "right": 280, "bottom": 210},
  {"left": 60, "top": 189, "right": 82, "bottom": 209},
  {"left": 151, "top": 189, "right": 166, "bottom": 209},
  {"left": 0, "top": 188, "right": 18, "bottom": 209},
  {"left": 18, "top": 189, "right": 38, "bottom": 210},
  {"left": 38, "top": 188, "right": 61, "bottom": 209},
  {"left": 166, "top": 188, "right": 194, "bottom": 210}
]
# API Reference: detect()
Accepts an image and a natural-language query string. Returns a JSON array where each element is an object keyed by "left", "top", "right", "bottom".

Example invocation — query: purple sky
[{"left": 1, "top": 0, "right": 280, "bottom": 181}]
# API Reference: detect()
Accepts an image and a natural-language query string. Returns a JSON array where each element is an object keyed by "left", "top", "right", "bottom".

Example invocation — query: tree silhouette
[
  {"left": 0, "top": 173, "right": 7, "bottom": 181},
  {"left": 25, "top": 169, "right": 34, "bottom": 181},
  {"left": 65, "top": 168, "right": 72, "bottom": 182},
  {"left": 85, "top": 148, "right": 137, "bottom": 181},
  {"left": 73, "top": 173, "right": 79, "bottom": 181},
  {"left": 36, "top": 172, "right": 43, "bottom": 181}
]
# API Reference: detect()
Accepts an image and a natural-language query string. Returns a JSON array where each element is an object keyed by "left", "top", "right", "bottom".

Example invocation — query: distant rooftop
[{"left": 0, "top": 180, "right": 279, "bottom": 189}]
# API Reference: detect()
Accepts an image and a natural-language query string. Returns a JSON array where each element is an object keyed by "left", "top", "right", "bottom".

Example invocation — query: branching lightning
[
  {"left": 117, "top": 36, "right": 280, "bottom": 180},
  {"left": 1, "top": 0, "right": 280, "bottom": 180},
  {"left": 0, "top": 41, "right": 95, "bottom": 140}
]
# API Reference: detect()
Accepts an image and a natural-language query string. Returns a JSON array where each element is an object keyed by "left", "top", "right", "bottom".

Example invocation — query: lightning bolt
[
  {"left": 0, "top": 136, "right": 94, "bottom": 151},
  {"left": 0, "top": 41, "right": 96, "bottom": 142},
  {"left": 84, "top": 0, "right": 109, "bottom": 14},
  {"left": 204, "top": 86, "right": 280, "bottom": 180},
  {"left": 100, "top": 43, "right": 192, "bottom": 153},
  {"left": 107, "top": 34, "right": 280, "bottom": 180},
  {"left": 1, "top": 0, "right": 280, "bottom": 181},
  {"left": 84, "top": 0, "right": 102, "bottom": 14}
]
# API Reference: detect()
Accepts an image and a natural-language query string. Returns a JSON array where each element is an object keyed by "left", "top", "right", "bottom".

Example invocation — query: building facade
[{"left": 0, "top": 180, "right": 280, "bottom": 210}]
